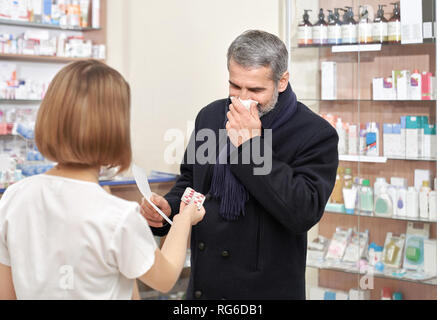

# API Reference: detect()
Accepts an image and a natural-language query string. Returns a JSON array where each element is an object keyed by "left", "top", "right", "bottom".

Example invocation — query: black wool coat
[{"left": 151, "top": 90, "right": 339, "bottom": 300}]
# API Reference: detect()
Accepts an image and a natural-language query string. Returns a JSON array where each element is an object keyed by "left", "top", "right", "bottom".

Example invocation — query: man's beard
[{"left": 258, "top": 86, "right": 279, "bottom": 117}]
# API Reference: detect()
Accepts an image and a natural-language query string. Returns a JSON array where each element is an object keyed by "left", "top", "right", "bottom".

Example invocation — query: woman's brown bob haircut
[{"left": 35, "top": 59, "right": 132, "bottom": 173}]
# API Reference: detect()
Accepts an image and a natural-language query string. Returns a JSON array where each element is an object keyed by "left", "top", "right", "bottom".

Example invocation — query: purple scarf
[{"left": 209, "top": 83, "right": 298, "bottom": 221}]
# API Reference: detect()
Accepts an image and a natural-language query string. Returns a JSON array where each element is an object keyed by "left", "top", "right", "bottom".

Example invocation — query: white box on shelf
[
  {"left": 309, "top": 287, "right": 348, "bottom": 300},
  {"left": 424, "top": 239, "right": 437, "bottom": 276},
  {"left": 415, "top": 169, "right": 431, "bottom": 191},
  {"left": 396, "top": 70, "right": 411, "bottom": 100},
  {"left": 406, "top": 116, "right": 421, "bottom": 158},
  {"left": 92, "top": 0, "right": 100, "bottom": 28},
  {"left": 373, "top": 78, "right": 384, "bottom": 100},
  {"left": 349, "top": 289, "right": 370, "bottom": 300},
  {"left": 321, "top": 61, "right": 337, "bottom": 100},
  {"left": 401, "top": 0, "right": 423, "bottom": 44},
  {"left": 383, "top": 124, "right": 393, "bottom": 157}
]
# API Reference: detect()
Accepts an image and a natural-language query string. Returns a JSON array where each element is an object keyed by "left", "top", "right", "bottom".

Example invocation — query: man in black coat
[{"left": 141, "top": 30, "right": 339, "bottom": 300}]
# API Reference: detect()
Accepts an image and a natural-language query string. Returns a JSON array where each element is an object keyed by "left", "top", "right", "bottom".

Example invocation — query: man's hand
[
  {"left": 140, "top": 193, "right": 171, "bottom": 228},
  {"left": 226, "top": 97, "right": 262, "bottom": 147}
]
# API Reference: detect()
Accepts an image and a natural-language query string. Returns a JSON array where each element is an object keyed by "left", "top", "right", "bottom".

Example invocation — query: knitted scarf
[{"left": 209, "top": 83, "right": 298, "bottom": 221}]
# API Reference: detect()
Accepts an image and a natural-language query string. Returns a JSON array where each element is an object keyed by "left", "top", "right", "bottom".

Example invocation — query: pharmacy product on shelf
[
  {"left": 382, "top": 232, "right": 405, "bottom": 269},
  {"left": 358, "top": 5, "right": 373, "bottom": 44},
  {"left": 342, "top": 229, "right": 369, "bottom": 263},
  {"left": 374, "top": 186, "right": 393, "bottom": 218},
  {"left": 341, "top": 7, "right": 357, "bottom": 44},
  {"left": 365, "top": 122, "right": 379, "bottom": 156},
  {"left": 298, "top": 9, "right": 313, "bottom": 47},
  {"left": 359, "top": 179, "right": 373, "bottom": 215},
  {"left": 429, "top": 191, "right": 437, "bottom": 221},
  {"left": 419, "top": 181, "right": 431, "bottom": 220},
  {"left": 372, "top": 4, "right": 388, "bottom": 43},
  {"left": 327, "top": 8, "right": 342, "bottom": 45},
  {"left": 403, "top": 222, "right": 429, "bottom": 271},
  {"left": 325, "top": 227, "right": 352, "bottom": 261},
  {"left": 406, "top": 187, "right": 419, "bottom": 219},
  {"left": 388, "top": 2, "right": 401, "bottom": 43},
  {"left": 313, "top": 9, "right": 328, "bottom": 45},
  {"left": 0, "top": 0, "right": 96, "bottom": 29},
  {"left": 321, "top": 61, "right": 337, "bottom": 100},
  {"left": 410, "top": 70, "right": 422, "bottom": 100}
]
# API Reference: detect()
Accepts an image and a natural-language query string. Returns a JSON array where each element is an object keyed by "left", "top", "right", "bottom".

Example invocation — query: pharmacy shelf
[
  {"left": 339, "top": 155, "right": 388, "bottom": 163},
  {"left": 293, "top": 39, "right": 435, "bottom": 51},
  {"left": 339, "top": 155, "right": 437, "bottom": 163},
  {"left": 0, "top": 99, "right": 41, "bottom": 104},
  {"left": 0, "top": 53, "right": 104, "bottom": 63},
  {"left": 306, "top": 261, "right": 437, "bottom": 286},
  {"left": 325, "top": 209, "right": 437, "bottom": 224},
  {"left": 0, "top": 18, "right": 100, "bottom": 31},
  {"left": 301, "top": 98, "right": 436, "bottom": 102}
]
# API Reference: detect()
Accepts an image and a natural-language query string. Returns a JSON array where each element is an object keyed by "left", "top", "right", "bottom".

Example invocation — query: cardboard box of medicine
[
  {"left": 400, "top": 116, "right": 407, "bottom": 158},
  {"left": 373, "top": 78, "right": 384, "bottom": 100},
  {"left": 321, "top": 61, "right": 337, "bottom": 100},
  {"left": 392, "top": 124, "right": 403, "bottom": 158},
  {"left": 400, "top": 0, "right": 423, "bottom": 44},
  {"left": 309, "top": 287, "right": 348, "bottom": 300},
  {"left": 423, "top": 124, "right": 437, "bottom": 158},
  {"left": 383, "top": 77, "right": 396, "bottom": 100},
  {"left": 415, "top": 169, "right": 431, "bottom": 191},
  {"left": 396, "top": 70, "right": 411, "bottom": 100},
  {"left": 406, "top": 116, "right": 421, "bottom": 158},
  {"left": 383, "top": 124, "right": 393, "bottom": 157}
]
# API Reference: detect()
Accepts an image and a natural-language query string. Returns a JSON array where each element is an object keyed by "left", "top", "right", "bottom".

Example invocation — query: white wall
[{"left": 107, "top": 0, "right": 283, "bottom": 174}]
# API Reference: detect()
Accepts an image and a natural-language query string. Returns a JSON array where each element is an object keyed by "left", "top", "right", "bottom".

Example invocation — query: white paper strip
[{"left": 132, "top": 164, "right": 173, "bottom": 225}]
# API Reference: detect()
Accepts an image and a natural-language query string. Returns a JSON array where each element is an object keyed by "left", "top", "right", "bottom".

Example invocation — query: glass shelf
[
  {"left": 338, "top": 155, "right": 437, "bottom": 163},
  {"left": 306, "top": 261, "right": 437, "bottom": 286},
  {"left": 0, "top": 18, "right": 100, "bottom": 31},
  {"left": 292, "top": 40, "right": 435, "bottom": 51},
  {"left": 0, "top": 53, "right": 104, "bottom": 63},
  {"left": 325, "top": 209, "right": 437, "bottom": 224},
  {"left": 0, "top": 99, "right": 42, "bottom": 104},
  {"left": 300, "top": 98, "right": 436, "bottom": 103}
]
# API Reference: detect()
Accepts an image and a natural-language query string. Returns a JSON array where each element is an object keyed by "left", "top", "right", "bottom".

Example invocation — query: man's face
[{"left": 228, "top": 59, "right": 279, "bottom": 115}]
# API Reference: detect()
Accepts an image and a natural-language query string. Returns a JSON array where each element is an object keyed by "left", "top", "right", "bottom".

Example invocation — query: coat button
[
  {"left": 221, "top": 250, "right": 230, "bottom": 258},
  {"left": 194, "top": 290, "right": 202, "bottom": 299},
  {"left": 198, "top": 242, "right": 205, "bottom": 251}
]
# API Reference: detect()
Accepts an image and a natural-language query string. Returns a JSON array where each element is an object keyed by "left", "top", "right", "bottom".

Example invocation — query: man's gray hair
[{"left": 227, "top": 30, "right": 289, "bottom": 83}]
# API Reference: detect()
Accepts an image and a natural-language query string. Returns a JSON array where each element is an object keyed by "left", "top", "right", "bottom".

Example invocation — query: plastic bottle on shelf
[
  {"left": 358, "top": 5, "right": 373, "bottom": 44},
  {"left": 359, "top": 124, "right": 367, "bottom": 156},
  {"left": 419, "top": 180, "right": 431, "bottom": 220},
  {"left": 410, "top": 69, "right": 422, "bottom": 101},
  {"left": 429, "top": 190, "right": 437, "bottom": 221},
  {"left": 344, "top": 168, "right": 353, "bottom": 189},
  {"left": 298, "top": 10, "right": 313, "bottom": 47},
  {"left": 372, "top": 4, "right": 388, "bottom": 43},
  {"left": 341, "top": 6, "right": 358, "bottom": 44},
  {"left": 406, "top": 186, "right": 419, "bottom": 219},
  {"left": 328, "top": 8, "right": 343, "bottom": 45},
  {"left": 359, "top": 179, "right": 374, "bottom": 215},
  {"left": 396, "top": 186, "right": 408, "bottom": 216},
  {"left": 313, "top": 8, "right": 328, "bottom": 46},
  {"left": 374, "top": 186, "right": 393, "bottom": 217},
  {"left": 366, "top": 122, "right": 380, "bottom": 156},
  {"left": 387, "top": 185, "right": 398, "bottom": 216},
  {"left": 330, "top": 167, "right": 345, "bottom": 204},
  {"left": 336, "top": 118, "right": 347, "bottom": 155},
  {"left": 374, "top": 177, "right": 388, "bottom": 198},
  {"left": 388, "top": 2, "right": 401, "bottom": 43}
]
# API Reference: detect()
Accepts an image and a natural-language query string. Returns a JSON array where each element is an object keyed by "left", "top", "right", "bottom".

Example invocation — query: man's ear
[{"left": 278, "top": 71, "right": 290, "bottom": 93}]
